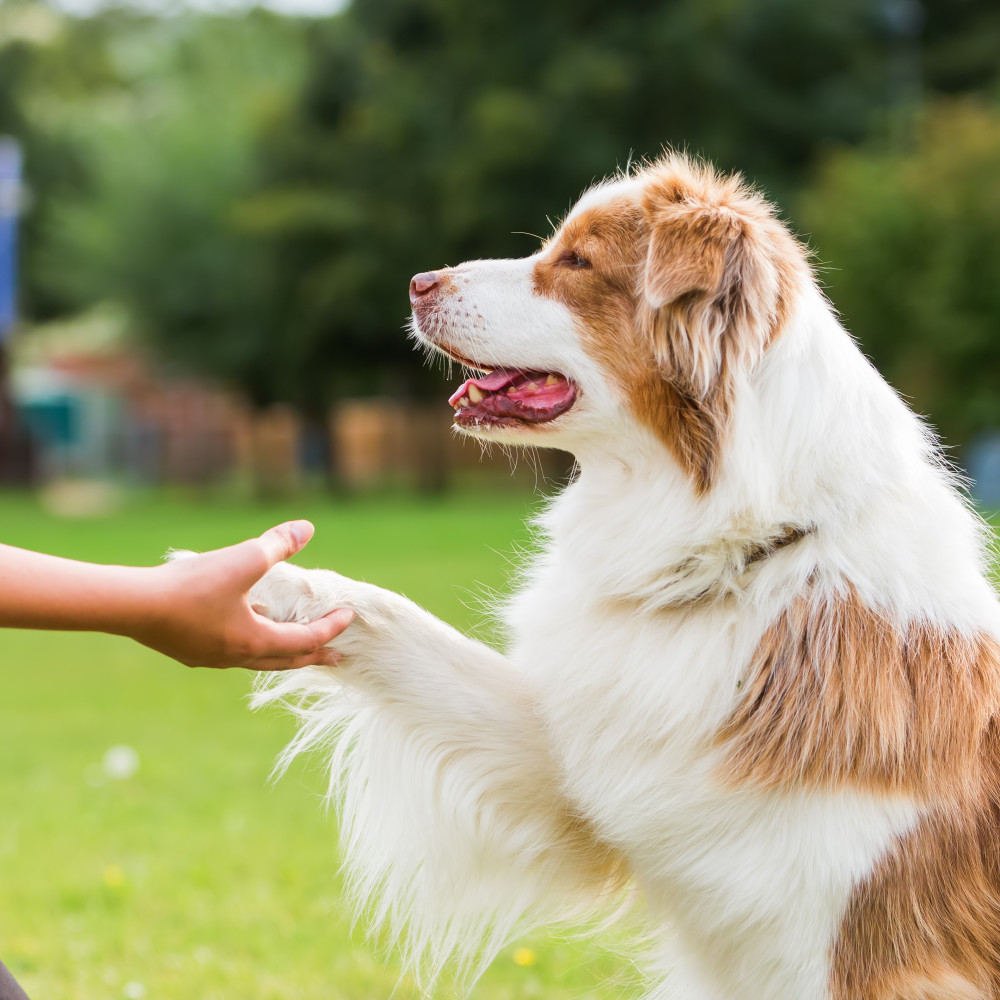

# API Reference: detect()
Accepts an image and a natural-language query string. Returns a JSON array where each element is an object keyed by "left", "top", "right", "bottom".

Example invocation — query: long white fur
[{"left": 249, "top": 174, "right": 1000, "bottom": 999}]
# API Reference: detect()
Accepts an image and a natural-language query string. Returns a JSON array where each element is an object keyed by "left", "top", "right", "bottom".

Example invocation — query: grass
[{"left": 0, "top": 489, "right": 639, "bottom": 1000}]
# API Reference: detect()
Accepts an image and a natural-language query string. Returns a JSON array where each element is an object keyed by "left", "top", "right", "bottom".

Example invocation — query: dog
[{"left": 249, "top": 153, "right": 1000, "bottom": 1000}]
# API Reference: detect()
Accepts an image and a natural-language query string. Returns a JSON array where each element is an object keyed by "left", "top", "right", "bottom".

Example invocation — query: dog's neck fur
[
  {"left": 546, "top": 483, "right": 816, "bottom": 612},
  {"left": 542, "top": 289, "right": 992, "bottom": 626}
]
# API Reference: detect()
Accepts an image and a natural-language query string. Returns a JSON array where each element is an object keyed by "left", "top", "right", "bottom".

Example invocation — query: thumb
[{"left": 256, "top": 520, "right": 315, "bottom": 569}]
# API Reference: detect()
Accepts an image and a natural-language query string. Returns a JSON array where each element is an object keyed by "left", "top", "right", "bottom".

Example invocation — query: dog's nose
[{"left": 409, "top": 271, "right": 440, "bottom": 304}]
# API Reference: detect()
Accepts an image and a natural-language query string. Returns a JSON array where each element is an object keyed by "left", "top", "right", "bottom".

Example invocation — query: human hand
[{"left": 131, "top": 521, "right": 353, "bottom": 671}]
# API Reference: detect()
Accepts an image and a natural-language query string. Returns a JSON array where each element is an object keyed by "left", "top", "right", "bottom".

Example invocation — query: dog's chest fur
[{"left": 507, "top": 510, "right": 919, "bottom": 999}]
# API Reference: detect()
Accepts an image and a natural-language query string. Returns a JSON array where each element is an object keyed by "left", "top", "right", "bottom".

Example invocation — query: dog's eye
[{"left": 555, "top": 249, "right": 591, "bottom": 270}]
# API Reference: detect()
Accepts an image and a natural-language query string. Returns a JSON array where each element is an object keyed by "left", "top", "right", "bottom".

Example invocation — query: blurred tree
[
  {"left": 920, "top": 0, "right": 1000, "bottom": 96},
  {"left": 0, "top": 2, "right": 128, "bottom": 320},
  {"left": 248, "top": 0, "right": 889, "bottom": 398},
  {"left": 800, "top": 99, "right": 1000, "bottom": 450},
  {"left": 35, "top": 11, "right": 309, "bottom": 408}
]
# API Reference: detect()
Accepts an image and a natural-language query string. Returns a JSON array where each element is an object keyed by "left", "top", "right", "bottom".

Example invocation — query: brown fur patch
[
  {"left": 532, "top": 155, "right": 808, "bottom": 493},
  {"left": 862, "top": 967, "right": 986, "bottom": 1000},
  {"left": 718, "top": 586, "right": 1000, "bottom": 997},
  {"left": 718, "top": 587, "right": 1000, "bottom": 799},
  {"left": 832, "top": 728, "right": 1000, "bottom": 999}
]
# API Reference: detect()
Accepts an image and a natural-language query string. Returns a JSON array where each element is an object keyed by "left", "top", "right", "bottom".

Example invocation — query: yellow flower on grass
[
  {"left": 512, "top": 947, "right": 536, "bottom": 967},
  {"left": 103, "top": 865, "right": 126, "bottom": 888}
]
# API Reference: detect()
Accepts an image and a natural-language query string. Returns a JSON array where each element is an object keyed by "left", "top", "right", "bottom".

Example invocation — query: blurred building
[{"left": 10, "top": 307, "right": 545, "bottom": 494}]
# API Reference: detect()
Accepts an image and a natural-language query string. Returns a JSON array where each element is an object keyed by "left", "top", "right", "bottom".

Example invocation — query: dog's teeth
[
  {"left": 468, "top": 385, "right": 484, "bottom": 404},
  {"left": 458, "top": 396, "right": 470, "bottom": 408},
  {"left": 545, "top": 375, "right": 559, "bottom": 386},
  {"left": 526, "top": 380, "right": 539, "bottom": 391}
]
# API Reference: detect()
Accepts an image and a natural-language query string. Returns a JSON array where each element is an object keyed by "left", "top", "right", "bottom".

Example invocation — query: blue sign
[{"left": 0, "top": 137, "right": 22, "bottom": 341}]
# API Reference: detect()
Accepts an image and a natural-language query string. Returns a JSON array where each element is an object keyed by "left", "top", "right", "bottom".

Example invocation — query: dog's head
[{"left": 408, "top": 154, "right": 809, "bottom": 492}]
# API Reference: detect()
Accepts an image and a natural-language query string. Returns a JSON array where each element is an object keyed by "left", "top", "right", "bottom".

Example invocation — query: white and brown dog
[{"left": 250, "top": 154, "right": 1000, "bottom": 1000}]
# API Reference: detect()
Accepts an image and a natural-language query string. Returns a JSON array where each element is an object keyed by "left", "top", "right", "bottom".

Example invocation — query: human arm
[{"left": 0, "top": 520, "right": 353, "bottom": 671}]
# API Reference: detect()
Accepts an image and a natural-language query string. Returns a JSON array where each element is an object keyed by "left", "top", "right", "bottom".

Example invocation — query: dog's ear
[
  {"left": 642, "top": 200, "right": 777, "bottom": 400},
  {"left": 644, "top": 205, "right": 739, "bottom": 311}
]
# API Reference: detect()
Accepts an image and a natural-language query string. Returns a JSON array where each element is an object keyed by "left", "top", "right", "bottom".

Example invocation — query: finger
[
  {"left": 224, "top": 520, "right": 316, "bottom": 587},
  {"left": 311, "top": 647, "right": 343, "bottom": 667},
  {"left": 251, "top": 649, "right": 343, "bottom": 672},
  {"left": 256, "top": 520, "right": 315, "bottom": 568},
  {"left": 252, "top": 609, "right": 355, "bottom": 658},
  {"left": 302, "top": 608, "right": 356, "bottom": 646}
]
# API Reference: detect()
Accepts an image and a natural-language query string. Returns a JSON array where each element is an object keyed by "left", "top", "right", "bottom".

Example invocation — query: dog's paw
[
  {"left": 249, "top": 562, "right": 387, "bottom": 642},
  {"left": 250, "top": 563, "right": 391, "bottom": 667},
  {"left": 249, "top": 561, "right": 328, "bottom": 625}
]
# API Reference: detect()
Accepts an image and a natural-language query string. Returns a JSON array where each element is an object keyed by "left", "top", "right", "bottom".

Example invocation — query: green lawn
[{"left": 0, "top": 490, "right": 637, "bottom": 1000}]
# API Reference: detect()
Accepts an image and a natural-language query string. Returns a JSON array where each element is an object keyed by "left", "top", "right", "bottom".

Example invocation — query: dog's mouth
[{"left": 448, "top": 368, "right": 578, "bottom": 428}]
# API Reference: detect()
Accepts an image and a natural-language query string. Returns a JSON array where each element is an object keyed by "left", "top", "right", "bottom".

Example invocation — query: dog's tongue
[
  {"left": 448, "top": 369, "right": 519, "bottom": 406},
  {"left": 448, "top": 368, "right": 577, "bottom": 424}
]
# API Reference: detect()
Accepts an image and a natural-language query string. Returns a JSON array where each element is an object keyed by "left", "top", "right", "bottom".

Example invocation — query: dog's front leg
[{"left": 250, "top": 562, "right": 625, "bottom": 977}]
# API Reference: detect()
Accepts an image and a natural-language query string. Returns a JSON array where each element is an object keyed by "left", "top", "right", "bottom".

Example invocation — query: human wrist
[{"left": 97, "top": 563, "right": 173, "bottom": 640}]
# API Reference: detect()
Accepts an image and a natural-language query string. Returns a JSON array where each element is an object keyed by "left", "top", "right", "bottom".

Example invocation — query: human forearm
[{"left": 0, "top": 544, "right": 161, "bottom": 635}]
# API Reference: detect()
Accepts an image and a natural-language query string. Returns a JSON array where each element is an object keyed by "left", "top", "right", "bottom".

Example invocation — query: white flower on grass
[
  {"left": 122, "top": 982, "right": 146, "bottom": 999},
  {"left": 103, "top": 745, "right": 140, "bottom": 781}
]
